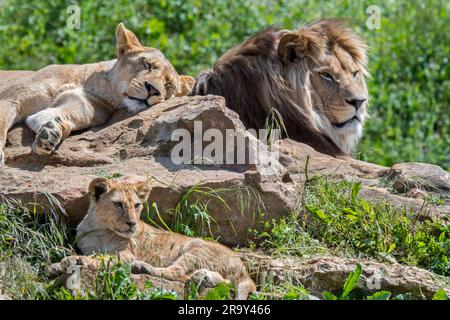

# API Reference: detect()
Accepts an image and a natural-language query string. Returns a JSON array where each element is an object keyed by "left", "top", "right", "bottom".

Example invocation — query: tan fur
[
  {"left": 48, "top": 177, "right": 256, "bottom": 300},
  {"left": 0, "top": 23, "right": 194, "bottom": 165},
  {"left": 192, "top": 19, "right": 368, "bottom": 157}
]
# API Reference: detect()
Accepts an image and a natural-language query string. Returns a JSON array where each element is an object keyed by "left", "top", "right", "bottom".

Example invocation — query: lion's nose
[
  {"left": 346, "top": 97, "right": 366, "bottom": 110},
  {"left": 126, "top": 221, "right": 137, "bottom": 228},
  {"left": 145, "top": 82, "right": 161, "bottom": 97}
]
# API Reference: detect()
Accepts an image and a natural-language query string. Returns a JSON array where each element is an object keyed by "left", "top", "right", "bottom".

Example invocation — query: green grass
[
  {"left": 0, "top": 198, "right": 75, "bottom": 268},
  {"left": 0, "top": 198, "right": 75, "bottom": 299},
  {"left": 253, "top": 177, "right": 450, "bottom": 276},
  {"left": 303, "top": 178, "right": 450, "bottom": 276},
  {"left": 0, "top": 0, "right": 448, "bottom": 169}
]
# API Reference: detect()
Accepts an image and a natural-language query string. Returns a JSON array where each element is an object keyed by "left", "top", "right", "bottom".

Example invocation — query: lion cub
[
  {"left": 0, "top": 23, "right": 195, "bottom": 165},
  {"left": 49, "top": 177, "right": 256, "bottom": 300}
]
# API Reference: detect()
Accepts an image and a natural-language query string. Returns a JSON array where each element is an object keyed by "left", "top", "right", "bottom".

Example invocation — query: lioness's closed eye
[
  {"left": 48, "top": 176, "right": 256, "bottom": 300},
  {"left": 0, "top": 23, "right": 195, "bottom": 165}
]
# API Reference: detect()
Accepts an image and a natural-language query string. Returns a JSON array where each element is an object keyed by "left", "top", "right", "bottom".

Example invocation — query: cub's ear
[
  {"left": 135, "top": 182, "right": 151, "bottom": 202},
  {"left": 116, "top": 23, "right": 144, "bottom": 57},
  {"left": 278, "top": 31, "right": 323, "bottom": 62},
  {"left": 88, "top": 178, "right": 111, "bottom": 201},
  {"left": 176, "top": 76, "right": 196, "bottom": 97}
]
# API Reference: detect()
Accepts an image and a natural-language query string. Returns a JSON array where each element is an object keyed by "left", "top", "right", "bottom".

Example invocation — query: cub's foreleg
[
  {"left": 25, "top": 88, "right": 112, "bottom": 156},
  {"left": 0, "top": 101, "right": 18, "bottom": 165}
]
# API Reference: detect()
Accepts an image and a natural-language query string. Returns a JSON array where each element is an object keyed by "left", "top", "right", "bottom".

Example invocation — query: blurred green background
[{"left": 0, "top": 0, "right": 448, "bottom": 169}]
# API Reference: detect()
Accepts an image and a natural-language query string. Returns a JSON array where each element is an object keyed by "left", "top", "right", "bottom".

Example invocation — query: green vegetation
[
  {"left": 304, "top": 179, "right": 450, "bottom": 276},
  {"left": 253, "top": 178, "right": 450, "bottom": 276},
  {"left": 0, "top": 0, "right": 448, "bottom": 169}
]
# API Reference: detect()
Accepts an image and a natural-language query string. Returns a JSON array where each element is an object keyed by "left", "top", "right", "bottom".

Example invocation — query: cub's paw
[
  {"left": 191, "top": 269, "right": 230, "bottom": 288},
  {"left": 32, "top": 120, "right": 64, "bottom": 156},
  {"left": 47, "top": 255, "right": 96, "bottom": 278},
  {"left": 131, "top": 260, "right": 156, "bottom": 275}
]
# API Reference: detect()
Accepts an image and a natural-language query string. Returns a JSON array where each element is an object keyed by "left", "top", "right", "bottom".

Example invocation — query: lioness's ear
[
  {"left": 135, "top": 182, "right": 151, "bottom": 202},
  {"left": 89, "top": 178, "right": 111, "bottom": 201},
  {"left": 176, "top": 76, "right": 196, "bottom": 97},
  {"left": 116, "top": 23, "right": 144, "bottom": 57},
  {"left": 278, "top": 31, "right": 322, "bottom": 62}
]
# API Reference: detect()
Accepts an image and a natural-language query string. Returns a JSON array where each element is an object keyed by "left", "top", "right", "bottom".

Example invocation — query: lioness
[
  {"left": 192, "top": 19, "right": 368, "bottom": 157},
  {"left": 0, "top": 23, "right": 195, "bottom": 165},
  {"left": 48, "top": 177, "right": 256, "bottom": 300}
]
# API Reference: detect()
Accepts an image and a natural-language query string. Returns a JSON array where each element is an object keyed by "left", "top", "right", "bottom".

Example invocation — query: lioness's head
[
  {"left": 112, "top": 23, "right": 195, "bottom": 113},
  {"left": 278, "top": 19, "right": 368, "bottom": 152},
  {"left": 88, "top": 177, "right": 151, "bottom": 238}
]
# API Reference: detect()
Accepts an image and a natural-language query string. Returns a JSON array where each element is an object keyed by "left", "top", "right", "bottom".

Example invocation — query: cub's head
[
  {"left": 112, "top": 23, "right": 195, "bottom": 113},
  {"left": 88, "top": 177, "right": 151, "bottom": 238},
  {"left": 278, "top": 19, "right": 368, "bottom": 153}
]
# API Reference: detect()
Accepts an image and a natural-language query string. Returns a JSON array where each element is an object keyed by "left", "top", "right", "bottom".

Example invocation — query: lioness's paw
[
  {"left": 191, "top": 269, "right": 230, "bottom": 288},
  {"left": 32, "top": 120, "right": 63, "bottom": 155}
]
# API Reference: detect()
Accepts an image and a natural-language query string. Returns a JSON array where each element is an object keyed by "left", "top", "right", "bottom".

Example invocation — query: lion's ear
[
  {"left": 278, "top": 31, "right": 321, "bottom": 62},
  {"left": 135, "top": 182, "right": 151, "bottom": 202},
  {"left": 176, "top": 75, "right": 196, "bottom": 97},
  {"left": 88, "top": 178, "right": 111, "bottom": 201},
  {"left": 116, "top": 23, "right": 144, "bottom": 57}
]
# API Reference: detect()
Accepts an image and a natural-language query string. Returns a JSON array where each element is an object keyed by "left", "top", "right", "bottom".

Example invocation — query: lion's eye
[
  {"left": 113, "top": 201, "right": 123, "bottom": 209},
  {"left": 352, "top": 70, "right": 360, "bottom": 78},
  {"left": 135, "top": 203, "right": 141, "bottom": 209},
  {"left": 320, "top": 72, "right": 334, "bottom": 82},
  {"left": 141, "top": 58, "right": 152, "bottom": 71}
]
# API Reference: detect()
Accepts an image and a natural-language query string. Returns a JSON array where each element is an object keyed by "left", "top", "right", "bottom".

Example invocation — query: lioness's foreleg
[
  {"left": 0, "top": 101, "right": 18, "bottom": 165},
  {"left": 25, "top": 88, "right": 111, "bottom": 155}
]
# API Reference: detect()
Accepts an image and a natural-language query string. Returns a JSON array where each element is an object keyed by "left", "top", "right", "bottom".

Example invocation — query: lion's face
[
  {"left": 278, "top": 20, "right": 368, "bottom": 153},
  {"left": 112, "top": 24, "right": 195, "bottom": 114},
  {"left": 309, "top": 46, "right": 368, "bottom": 137},
  {"left": 88, "top": 177, "right": 151, "bottom": 239}
]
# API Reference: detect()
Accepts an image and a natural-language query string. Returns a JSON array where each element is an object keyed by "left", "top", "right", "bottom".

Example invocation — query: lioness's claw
[{"left": 32, "top": 120, "right": 63, "bottom": 155}]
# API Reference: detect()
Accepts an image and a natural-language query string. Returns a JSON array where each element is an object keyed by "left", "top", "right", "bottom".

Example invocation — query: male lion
[
  {"left": 48, "top": 176, "right": 256, "bottom": 300},
  {"left": 192, "top": 19, "right": 368, "bottom": 157},
  {"left": 0, "top": 23, "right": 195, "bottom": 165}
]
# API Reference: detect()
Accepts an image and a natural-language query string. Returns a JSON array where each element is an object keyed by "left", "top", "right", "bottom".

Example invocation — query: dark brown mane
[{"left": 191, "top": 21, "right": 365, "bottom": 157}]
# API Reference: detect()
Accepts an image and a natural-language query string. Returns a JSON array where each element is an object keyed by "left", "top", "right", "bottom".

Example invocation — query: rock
[
  {"left": 241, "top": 251, "right": 450, "bottom": 299},
  {"left": 1, "top": 96, "right": 299, "bottom": 246},
  {"left": 276, "top": 139, "right": 386, "bottom": 187},
  {"left": 379, "top": 163, "right": 450, "bottom": 194}
]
